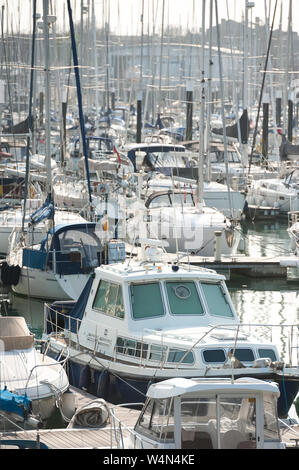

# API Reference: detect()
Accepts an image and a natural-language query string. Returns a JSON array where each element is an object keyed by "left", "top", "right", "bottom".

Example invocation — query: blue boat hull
[{"left": 56, "top": 354, "right": 299, "bottom": 419}]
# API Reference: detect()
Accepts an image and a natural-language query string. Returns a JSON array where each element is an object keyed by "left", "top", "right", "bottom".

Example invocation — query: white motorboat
[
  {"left": 0, "top": 315, "right": 69, "bottom": 430},
  {"left": 111, "top": 376, "right": 286, "bottom": 449},
  {"left": 42, "top": 242, "right": 299, "bottom": 419}
]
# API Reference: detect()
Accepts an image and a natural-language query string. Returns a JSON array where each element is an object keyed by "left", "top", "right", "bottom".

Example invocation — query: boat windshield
[
  {"left": 130, "top": 282, "right": 165, "bottom": 319},
  {"left": 147, "top": 152, "right": 187, "bottom": 169},
  {"left": 165, "top": 281, "right": 204, "bottom": 316},
  {"left": 149, "top": 193, "right": 195, "bottom": 208},
  {"left": 58, "top": 228, "right": 101, "bottom": 268},
  {"left": 180, "top": 395, "right": 257, "bottom": 449},
  {"left": 135, "top": 398, "right": 174, "bottom": 442},
  {"left": 130, "top": 281, "right": 234, "bottom": 320},
  {"left": 201, "top": 283, "right": 234, "bottom": 318}
]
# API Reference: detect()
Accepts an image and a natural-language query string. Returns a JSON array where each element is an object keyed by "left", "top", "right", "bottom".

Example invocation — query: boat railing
[
  {"left": 24, "top": 346, "right": 70, "bottom": 395},
  {"left": 43, "top": 303, "right": 81, "bottom": 347},
  {"left": 142, "top": 322, "right": 299, "bottom": 368},
  {"left": 43, "top": 303, "right": 299, "bottom": 367},
  {"left": 109, "top": 402, "right": 145, "bottom": 449}
]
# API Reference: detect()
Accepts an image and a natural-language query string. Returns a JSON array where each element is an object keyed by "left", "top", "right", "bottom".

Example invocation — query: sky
[{"left": 2, "top": 0, "right": 299, "bottom": 35}]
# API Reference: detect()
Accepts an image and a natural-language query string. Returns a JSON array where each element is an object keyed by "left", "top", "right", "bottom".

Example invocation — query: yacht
[{"left": 42, "top": 242, "right": 299, "bottom": 419}]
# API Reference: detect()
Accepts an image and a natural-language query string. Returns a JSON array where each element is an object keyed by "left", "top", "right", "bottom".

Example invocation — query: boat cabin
[
  {"left": 129, "top": 377, "right": 283, "bottom": 449},
  {"left": 50, "top": 261, "right": 279, "bottom": 371}
]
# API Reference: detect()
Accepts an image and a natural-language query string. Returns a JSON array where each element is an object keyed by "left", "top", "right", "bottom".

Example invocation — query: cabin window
[
  {"left": 149, "top": 344, "right": 167, "bottom": 362},
  {"left": 167, "top": 349, "right": 194, "bottom": 364},
  {"left": 219, "top": 396, "right": 256, "bottom": 449},
  {"left": 203, "top": 349, "right": 226, "bottom": 363},
  {"left": 149, "top": 194, "right": 171, "bottom": 208},
  {"left": 116, "top": 337, "right": 148, "bottom": 359},
  {"left": 170, "top": 193, "right": 195, "bottom": 206},
  {"left": 258, "top": 348, "right": 277, "bottom": 362},
  {"left": 93, "top": 280, "right": 125, "bottom": 319},
  {"left": 165, "top": 281, "right": 204, "bottom": 316},
  {"left": 58, "top": 228, "right": 101, "bottom": 268},
  {"left": 136, "top": 398, "right": 174, "bottom": 441},
  {"left": 130, "top": 282, "right": 165, "bottom": 319},
  {"left": 229, "top": 348, "right": 255, "bottom": 362},
  {"left": 201, "top": 283, "right": 234, "bottom": 318},
  {"left": 263, "top": 396, "right": 280, "bottom": 441}
]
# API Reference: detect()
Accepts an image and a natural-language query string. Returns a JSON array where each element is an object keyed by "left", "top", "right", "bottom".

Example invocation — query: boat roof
[
  {"left": 95, "top": 261, "right": 224, "bottom": 283},
  {"left": 146, "top": 377, "right": 280, "bottom": 399}
]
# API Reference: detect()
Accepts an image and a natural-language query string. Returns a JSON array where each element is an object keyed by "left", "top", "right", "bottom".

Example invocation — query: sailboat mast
[
  {"left": 197, "top": 0, "right": 205, "bottom": 207},
  {"left": 42, "top": 0, "right": 52, "bottom": 199}
]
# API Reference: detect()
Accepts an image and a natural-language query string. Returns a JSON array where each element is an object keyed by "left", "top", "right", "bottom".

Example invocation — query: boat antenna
[{"left": 67, "top": 0, "right": 93, "bottom": 208}]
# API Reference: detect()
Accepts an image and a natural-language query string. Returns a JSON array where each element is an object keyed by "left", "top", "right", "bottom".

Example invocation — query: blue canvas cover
[
  {"left": 29, "top": 196, "right": 54, "bottom": 227},
  {"left": 65, "top": 274, "right": 94, "bottom": 333},
  {"left": 0, "top": 387, "right": 32, "bottom": 419}
]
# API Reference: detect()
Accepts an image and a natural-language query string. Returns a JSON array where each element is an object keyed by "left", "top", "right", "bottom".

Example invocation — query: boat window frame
[
  {"left": 228, "top": 347, "right": 256, "bottom": 363},
  {"left": 162, "top": 279, "right": 206, "bottom": 318},
  {"left": 134, "top": 397, "right": 175, "bottom": 443},
  {"left": 166, "top": 348, "right": 195, "bottom": 365},
  {"left": 116, "top": 336, "right": 149, "bottom": 359},
  {"left": 92, "top": 279, "right": 125, "bottom": 320},
  {"left": 257, "top": 348, "right": 277, "bottom": 362},
  {"left": 198, "top": 280, "right": 235, "bottom": 319},
  {"left": 201, "top": 348, "right": 227, "bottom": 365},
  {"left": 129, "top": 280, "right": 167, "bottom": 321}
]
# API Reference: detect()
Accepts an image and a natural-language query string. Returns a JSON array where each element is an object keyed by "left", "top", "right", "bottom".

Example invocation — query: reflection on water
[{"left": 241, "top": 219, "right": 292, "bottom": 258}]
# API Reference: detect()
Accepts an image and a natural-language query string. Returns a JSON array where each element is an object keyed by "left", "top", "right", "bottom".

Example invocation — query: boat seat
[
  {"left": 181, "top": 421, "right": 217, "bottom": 449},
  {"left": 222, "top": 429, "right": 247, "bottom": 449},
  {"left": 182, "top": 431, "right": 213, "bottom": 449},
  {"left": 237, "top": 440, "right": 256, "bottom": 449}
]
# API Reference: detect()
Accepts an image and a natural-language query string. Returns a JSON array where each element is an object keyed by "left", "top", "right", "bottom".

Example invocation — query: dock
[
  {"left": 0, "top": 386, "right": 140, "bottom": 449},
  {"left": 125, "top": 244, "right": 299, "bottom": 280}
]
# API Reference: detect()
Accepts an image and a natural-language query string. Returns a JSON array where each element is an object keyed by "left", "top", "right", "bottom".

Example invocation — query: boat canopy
[
  {"left": 23, "top": 223, "right": 103, "bottom": 274},
  {"left": 146, "top": 377, "right": 280, "bottom": 400}
]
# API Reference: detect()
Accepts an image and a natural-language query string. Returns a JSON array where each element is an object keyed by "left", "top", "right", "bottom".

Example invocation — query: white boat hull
[{"left": 11, "top": 266, "right": 90, "bottom": 300}]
